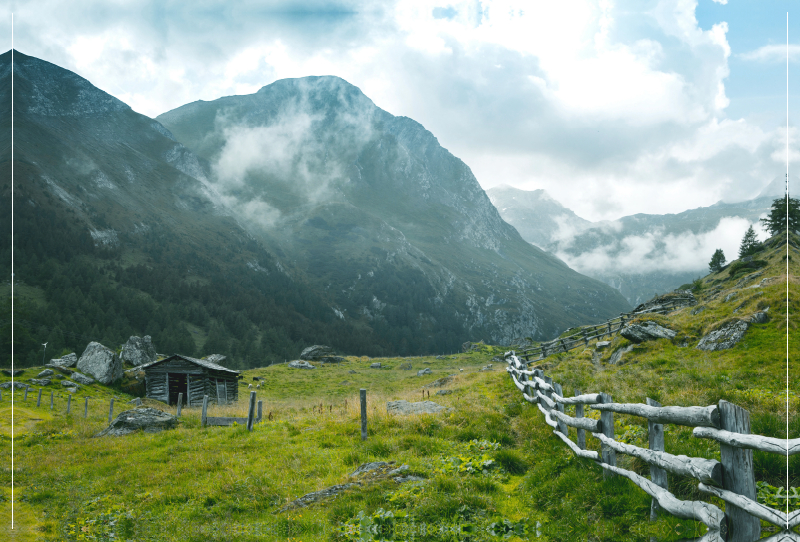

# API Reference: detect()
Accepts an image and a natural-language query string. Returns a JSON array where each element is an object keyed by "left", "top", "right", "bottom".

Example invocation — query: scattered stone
[
  {"left": 37, "top": 369, "right": 54, "bottom": 378},
  {"left": 735, "top": 271, "right": 764, "bottom": 289},
  {"left": 288, "top": 360, "right": 315, "bottom": 369},
  {"left": 28, "top": 379, "right": 51, "bottom": 386},
  {"left": 435, "top": 355, "right": 444, "bottom": 359},
  {"left": 370, "top": 362, "right": 382, "bottom": 369},
  {"left": 1, "top": 369, "right": 24, "bottom": 377},
  {"left": 0, "top": 382, "right": 27, "bottom": 390},
  {"left": 691, "top": 306, "right": 706, "bottom": 315},
  {"left": 398, "top": 362, "right": 413, "bottom": 370},
  {"left": 461, "top": 341, "right": 472, "bottom": 353},
  {"left": 53, "top": 374, "right": 65, "bottom": 380},
  {"left": 77, "top": 342, "right": 122, "bottom": 385},
  {"left": 697, "top": 320, "right": 750, "bottom": 351},
  {"left": 348, "top": 370, "right": 358, "bottom": 374},
  {"left": 424, "top": 375, "right": 455, "bottom": 388},
  {"left": 61, "top": 380, "right": 79, "bottom": 389},
  {"left": 479, "top": 366, "right": 494, "bottom": 372},
  {"left": 277, "top": 483, "right": 361, "bottom": 513},
  {"left": 436, "top": 390, "right": 453, "bottom": 396},
  {"left": 387, "top": 400, "right": 452, "bottom": 415},
  {"left": 70, "top": 372, "right": 95, "bottom": 385},
  {"left": 129, "top": 397, "right": 143, "bottom": 406},
  {"left": 50, "top": 353, "right": 78, "bottom": 368},
  {"left": 632, "top": 292, "right": 696, "bottom": 314},
  {"left": 417, "top": 368, "right": 432, "bottom": 376},
  {"left": 95, "top": 407, "right": 178, "bottom": 437},
  {"left": 423, "top": 361, "right": 431, "bottom": 364},
  {"left": 620, "top": 322, "right": 676, "bottom": 344},
  {"left": 608, "top": 345, "right": 634, "bottom": 365},
  {"left": 44, "top": 364, "right": 73, "bottom": 375},
  {"left": 205, "top": 354, "right": 227, "bottom": 365},
  {"left": 350, "top": 461, "right": 394, "bottom": 477},
  {"left": 595, "top": 341, "right": 611, "bottom": 350},
  {"left": 395, "top": 475, "right": 425, "bottom": 483},
  {"left": 120, "top": 336, "right": 157, "bottom": 366}
]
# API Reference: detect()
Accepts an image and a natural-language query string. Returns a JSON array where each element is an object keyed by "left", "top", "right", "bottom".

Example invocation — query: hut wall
[
  {"left": 187, "top": 374, "right": 207, "bottom": 406},
  {"left": 145, "top": 372, "right": 169, "bottom": 403}
]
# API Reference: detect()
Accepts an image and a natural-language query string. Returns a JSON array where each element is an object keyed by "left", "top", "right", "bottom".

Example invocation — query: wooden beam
[
  {"left": 698, "top": 483, "right": 789, "bottom": 528},
  {"left": 552, "top": 430, "right": 599, "bottom": 460},
  {"left": 550, "top": 408, "right": 602, "bottom": 433},
  {"left": 591, "top": 402, "right": 720, "bottom": 429},
  {"left": 693, "top": 426, "right": 799, "bottom": 455}
]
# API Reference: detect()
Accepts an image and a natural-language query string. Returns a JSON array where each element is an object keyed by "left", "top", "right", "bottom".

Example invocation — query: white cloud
[{"left": 740, "top": 44, "right": 800, "bottom": 63}]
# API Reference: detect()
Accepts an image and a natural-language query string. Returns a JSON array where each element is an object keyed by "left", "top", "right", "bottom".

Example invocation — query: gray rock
[
  {"left": 348, "top": 370, "right": 358, "bottom": 374},
  {"left": 1, "top": 369, "right": 24, "bottom": 376},
  {"left": 0, "top": 382, "right": 27, "bottom": 390},
  {"left": 44, "top": 364, "right": 74, "bottom": 375},
  {"left": 398, "top": 362, "right": 413, "bottom": 370},
  {"left": 395, "top": 475, "right": 425, "bottom": 483},
  {"left": 370, "top": 362, "right": 382, "bottom": 369},
  {"left": 61, "top": 380, "right": 79, "bottom": 388},
  {"left": 50, "top": 353, "right": 77, "bottom": 368},
  {"left": 691, "top": 306, "right": 706, "bottom": 315},
  {"left": 95, "top": 407, "right": 178, "bottom": 437},
  {"left": 70, "top": 372, "right": 95, "bottom": 385},
  {"left": 747, "top": 310, "right": 769, "bottom": 324},
  {"left": 205, "top": 354, "right": 227, "bottom": 365},
  {"left": 724, "top": 293, "right": 737, "bottom": 303},
  {"left": 386, "top": 400, "right": 452, "bottom": 415},
  {"left": 350, "top": 461, "right": 393, "bottom": 477},
  {"left": 299, "top": 345, "right": 335, "bottom": 361},
  {"left": 609, "top": 345, "right": 634, "bottom": 365},
  {"left": 278, "top": 483, "right": 360, "bottom": 512},
  {"left": 288, "top": 360, "right": 315, "bottom": 369},
  {"left": 37, "top": 369, "right": 54, "bottom": 378},
  {"left": 77, "top": 342, "right": 122, "bottom": 384},
  {"left": 120, "top": 336, "right": 157, "bottom": 366},
  {"left": 620, "top": 322, "right": 676, "bottom": 344},
  {"left": 479, "top": 366, "right": 494, "bottom": 372},
  {"left": 424, "top": 375, "right": 455, "bottom": 388},
  {"left": 436, "top": 389, "right": 453, "bottom": 396},
  {"left": 595, "top": 341, "right": 611, "bottom": 350},
  {"left": 697, "top": 320, "right": 750, "bottom": 351},
  {"left": 417, "top": 368, "right": 432, "bottom": 376},
  {"left": 129, "top": 397, "right": 142, "bottom": 406},
  {"left": 28, "top": 379, "right": 51, "bottom": 386}
]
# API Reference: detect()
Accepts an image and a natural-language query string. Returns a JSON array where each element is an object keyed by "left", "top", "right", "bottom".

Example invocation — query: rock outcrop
[
  {"left": 37, "top": 369, "right": 54, "bottom": 378},
  {"left": 28, "top": 378, "right": 51, "bottom": 386},
  {"left": 49, "top": 353, "right": 78, "bottom": 368},
  {"left": 696, "top": 314, "right": 765, "bottom": 351},
  {"left": 0, "top": 382, "right": 28, "bottom": 390},
  {"left": 120, "top": 336, "right": 157, "bottom": 366},
  {"left": 386, "top": 400, "right": 452, "bottom": 415},
  {"left": 417, "top": 368, "right": 432, "bottom": 376},
  {"left": 70, "top": 372, "right": 95, "bottom": 385},
  {"left": 299, "top": 345, "right": 344, "bottom": 363},
  {"left": 288, "top": 360, "right": 315, "bottom": 369},
  {"left": 95, "top": 408, "right": 179, "bottom": 437},
  {"left": 620, "top": 322, "right": 676, "bottom": 343},
  {"left": 77, "top": 342, "right": 122, "bottom": 384}
]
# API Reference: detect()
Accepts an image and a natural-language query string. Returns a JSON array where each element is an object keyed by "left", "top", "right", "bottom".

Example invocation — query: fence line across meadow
[{"left": 505, "top": 352, "right": 798, "bottom": 542}]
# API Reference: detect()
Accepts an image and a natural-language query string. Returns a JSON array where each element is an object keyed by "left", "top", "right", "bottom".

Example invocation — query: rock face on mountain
[
  {"left": 77, "top": 342, "right": 122, "bottom": 384},
  {"left": 121, "top": 336, "right": 157, "bottom": 366},
  {"left": 158, "top": 76, "right": 630, "bottom": 344}
]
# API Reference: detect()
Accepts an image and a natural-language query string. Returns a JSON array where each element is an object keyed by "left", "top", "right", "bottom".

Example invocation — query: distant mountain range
[
  {"left": 487, "top": 184, "right": 782, "bottom": 305},
  {"left": 1, "top": 50, "right": 630, "bottom": 366}
]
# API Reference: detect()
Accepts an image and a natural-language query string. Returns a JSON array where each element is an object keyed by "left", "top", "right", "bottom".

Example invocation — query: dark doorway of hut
[{"left": 168, "top": 373, "right": 187, "bottom": 406}]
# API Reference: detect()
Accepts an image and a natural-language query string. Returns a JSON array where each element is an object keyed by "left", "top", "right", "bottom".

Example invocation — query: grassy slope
[{"left": 0, "top": 236, "right": 796, "bottom": 541}]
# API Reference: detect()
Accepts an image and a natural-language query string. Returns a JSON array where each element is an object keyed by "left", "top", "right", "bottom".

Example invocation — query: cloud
[
  {"left": 555, "top": 216, "right": 765, "bottom": 275},
  {"left": 739, "top": 44, "right": 800, "bottom": 63}
]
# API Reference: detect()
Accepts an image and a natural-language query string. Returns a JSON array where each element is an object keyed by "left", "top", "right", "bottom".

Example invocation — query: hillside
[{"left": 2, "top": 233, "right": 794, "bottom": 541}]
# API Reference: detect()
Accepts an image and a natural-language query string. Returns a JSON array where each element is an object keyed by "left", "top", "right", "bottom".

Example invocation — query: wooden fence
[
  {"left": 518, "top": 295, "right": 696, "bottom": 362},
  {"left": 505, "top": 352, "right": 798, "bottom": 542}
]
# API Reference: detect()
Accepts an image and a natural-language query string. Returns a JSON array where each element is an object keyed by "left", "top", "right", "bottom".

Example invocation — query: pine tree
[
  {"left": 738, "top": 225, "right": 760, "bottom": 258},
  {"left": 760, "top": 196, "right": 800, "bottom": 236},
  {"left": 708, "top": 249, "right": 726, "bottom": 273}
]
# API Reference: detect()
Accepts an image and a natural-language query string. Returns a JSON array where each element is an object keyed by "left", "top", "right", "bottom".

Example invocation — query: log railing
[
  {"left": 518, "top": 296, "right": 696, "bottom": 362},
  {"left": 505, "top": 352, "right": 797, "bottom": 541}
]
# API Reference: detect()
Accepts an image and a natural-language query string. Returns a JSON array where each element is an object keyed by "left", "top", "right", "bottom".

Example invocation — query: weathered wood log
[
  {"left": 508, "top": 371, "right": 528, "bottom": 393},
  {"left": 552, "top": 392, "right": 603, "bottom": 405},
  {"left": 698, "top": 483, "right": 787, "bottom": 528},
  {"left": 201, "top": 395, "right": 208, "bottom": 427},
  {"left": 108, "top": 398, "right": 114, "bottom": 424},
  {"left": 257, "top": 400, "right": 263, "bottom": 423},
  {"left": 536, "top": 391, "right": 556, "bottom": 410},
  {"left": 66, "top": 394, "right": 71, "bottom": 414},
  {"left": 522, "top": 392, "right": 537, "bottom": 404},
  {"left": 205, "top": 417, "right": 248, "bottom": 426},
  {"left": 360, "top": 389, "right": 367, "bottom": 441},
  {"left": 36, "top": 388, "right": 42, "bottom": 408},
  {"left": 590, "top": 402, "right": 720, "bottom": 429},
  {"left": 575, "top": 388, "right": 586, "bottom": 450},
  {"left": 553, "top": 383, "right": 568, "bottom": 435},
  {"left": 533, "top": 376, "right": 554, "bottom": 393},
  {"left": 592, "top": 432, "right": 722, "bottom": 486},
  {"left": 552, "top": 430, "right": 599, "bottom": 460},
  {"left": 718, "top": 400, "right": 760, "bottom": 541},
  {"left": 693, "top": 426, "right": 799, "bottom": 455},
  {"left": 176, "top": 393, "right": 183, "bottom": 418},
  {"left": 598, "top": 463, "right": 726, "bottom": 533},
  {"left": 757, "top": 530, "right": 800, "bottom": 542},
  {"left": 599, "top": 392, "right": 615, "bottom": 478},
  {"left": 537, "top": 403, "right": 558, "bottom": 429},
  {"left": 550, "top": 408, "right": 602, "bottom": 433},
  {"left": 247, "top": 391, "right": 257, "bottom": 431},
  {"left": 647, "top": 397, "right": 667, "bottom": 522},
  {"left": 84, "top": 397, "right": 89, "bottom": 419}
]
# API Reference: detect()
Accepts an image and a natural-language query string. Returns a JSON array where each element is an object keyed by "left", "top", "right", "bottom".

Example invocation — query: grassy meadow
[{"left": 0, "top": 235, "right": 797, "bottom": 541}]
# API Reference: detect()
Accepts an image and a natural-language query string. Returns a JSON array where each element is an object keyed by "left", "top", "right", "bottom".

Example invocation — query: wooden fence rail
[{"left": 505, "top": 352, "right": 794, "bottom": 542}]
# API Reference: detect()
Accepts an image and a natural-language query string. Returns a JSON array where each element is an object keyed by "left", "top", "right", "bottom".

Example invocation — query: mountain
[
  {"left": 156, "top": 76, "right": 630, "bottom": 344},
  {"left": 488, "top": 185, "right": 779, "bottom": 306}
]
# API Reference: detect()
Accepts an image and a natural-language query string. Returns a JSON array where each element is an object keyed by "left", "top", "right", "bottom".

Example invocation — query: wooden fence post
[
  {"left": 575, "top": 388, "right": 585, "bottom": 450},
  {"left": 360, "top": 389, "right": 368, "bottom": 441},
  {"left": 553, "top": 382, "right": 568, "bottom": 436},
  {"left": 24, "top": 387, "right": 28, "bottom": 401},
  {"left": 50, "top": 392, "right": 53, "bottom": 410},
  {"left": 719, "top": 400, "right": 759, "bottom": 542},
  {"left": 66, "top": 394, "right": 71, "bottom": 414},
  {"left": 108, "top": 398, "right": 114, "bottom": 424},
  {"left": 582, "top": 329, "right": 589, "bottom": 346},
  {"left": 599, "top": 392, "right": 616, "bottom": 478},
  {"left": 176, "top": 393, "right": 183, "bottom": 418},
  {"left": 36, "top": 389, "right": 42, "bottom": 408},
  {"left": 247, "top": 391, "right": 257, "bottom": 431},
  {"left": 201, "top": 395, "right": 209, "bottom": 427},
  {"left": 84, "top": 397, "right": 89, "bottom": 419},
  {"left": 646, "top": 397, "right": 667, "bottom": 524},
  {"left": 257, "top": 400, "right": 262, "bottom": 423}
]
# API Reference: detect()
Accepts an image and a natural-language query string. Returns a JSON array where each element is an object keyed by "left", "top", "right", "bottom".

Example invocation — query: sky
[{"left": 3, "top": 0, "right": 800, "bottom": 222}]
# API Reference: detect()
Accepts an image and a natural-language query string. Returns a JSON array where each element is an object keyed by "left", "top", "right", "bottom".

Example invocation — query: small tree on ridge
[
  {"left": 708, "top": 249, "right": 726, "bottom": 273},
  {"left": 738, "top": 225, "right": 760, "bottom": 258}
]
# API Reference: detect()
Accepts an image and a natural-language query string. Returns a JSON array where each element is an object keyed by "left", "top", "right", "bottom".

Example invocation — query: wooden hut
[{"left": 140, "top": 354, "right": 240, "bottom": 406}]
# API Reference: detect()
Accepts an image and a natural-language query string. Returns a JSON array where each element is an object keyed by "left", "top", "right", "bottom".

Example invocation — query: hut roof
[{"left": 139, "top": 354, "right": 240, "bottom": 375}]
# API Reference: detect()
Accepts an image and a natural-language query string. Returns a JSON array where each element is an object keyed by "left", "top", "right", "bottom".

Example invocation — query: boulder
[
  {"left": 50, "top": 353, "right": 78, "bottom": 368},
  {"left": 697, "top": 320, "right": 750, "bottom": 351},
  {"left": 620, "top": 322, "right": 676, "bottom": 344},
  {"left": 288, "top": 360, "right": 315, "bottom": 369},
  {"left": 0, "top": 382, "right": 27, "bottom": 390},
  {"left": 61, "top": 380, "right": 79, "bottom": 388},
  {"left": 77, "top": 342, "right": 122, "bottom": 384},
  {"left": 95, "top": 407, "right": 178, "bottom": 437},
  {"left": 129, "top": 398, "right": 143, "bottom": 406},
  {"left": 370, "top": 362, "right": 382, "bottom": 369},
  {"left": 1, "top": 369, "right": 24, "bottom": 377},
  {"left": 424, "top": 375, "right": 455, "bottom": 388},
  {"left": 278, "top": 483, "right": 360, "bottom": 512},
  {"left": 299, "top": 345, "right": 334, "bottom": 360},
  {"left": 436, "top": 389, "right": 453, "bottom": 396},
  {"left": 70, "top": 372, "right": 95, "bottom": 385},
  {"left": 386, "top": 400, "right": 452, "bottom": 415},
  {"left": 44, "top": 365, "right": 74, "bottom": 376},
  {"left": 37, "top": 369, "right": 54, "bottom": 378},
  {"left": 417, "top": 368, "right": 432, "bottom": 376},
  {"left": 28, "top": 379, "right": 51, "bottom": 386},
  {"left": 120, "top": 336, "right": 157, "bottom": 366},
  {"left": 609, "top": 345, "right": 634, "bottom": 365},
  {"left": 205, "top": 354, "right": 227, "bottom": 365},
  {"left": 595, "top": 341, "right": 611, "bottom": 350}
]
